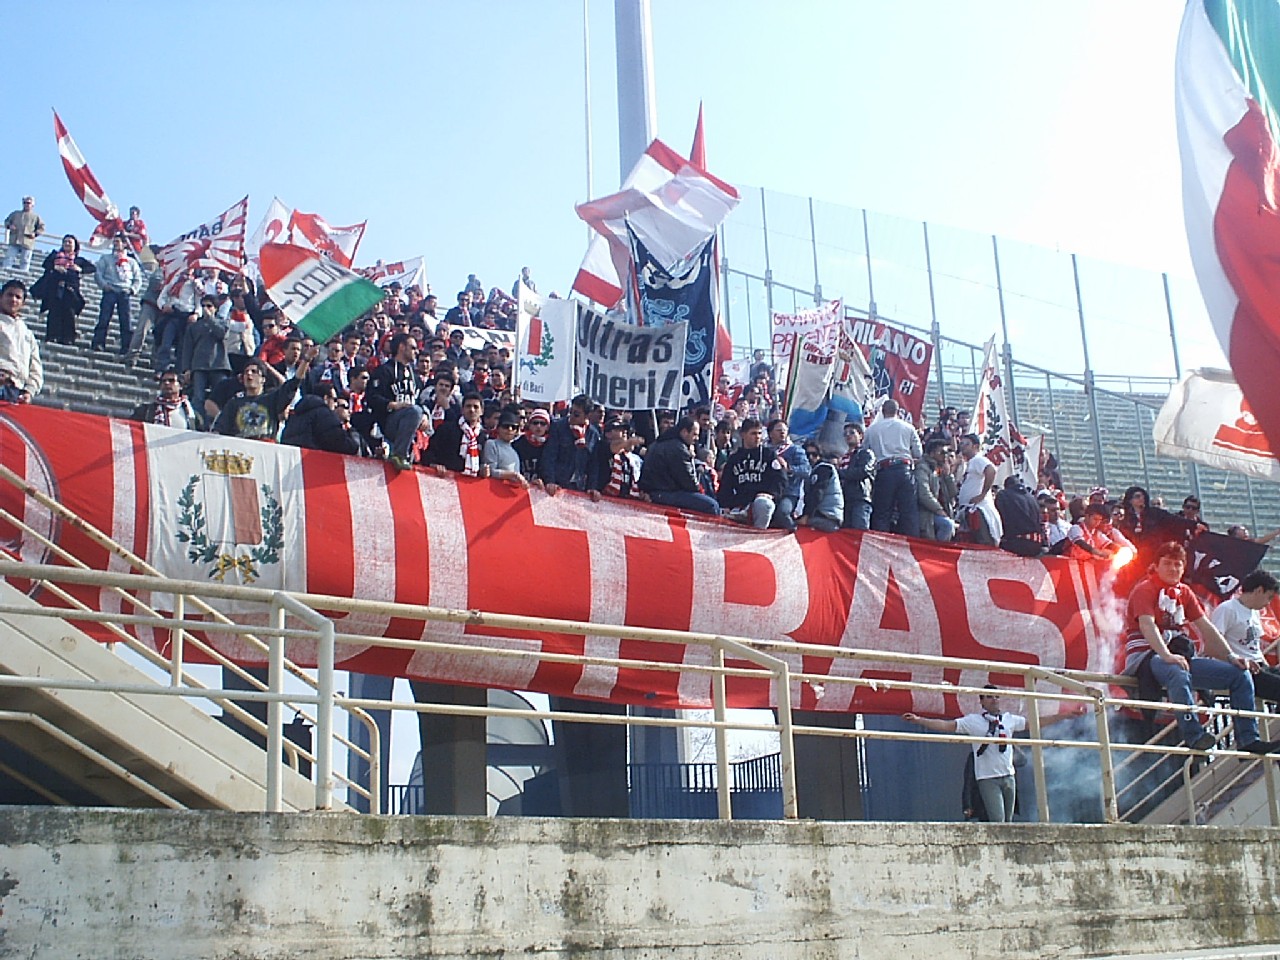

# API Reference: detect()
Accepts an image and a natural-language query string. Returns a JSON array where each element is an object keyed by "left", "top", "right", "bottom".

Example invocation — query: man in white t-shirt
[
  {"left": 1211, "top": 569, "right": 1280, "bottom": 703},
  {"left": 903, "top": 685, "right": 1027, "bottom": 822},
  {"left": 956, "top": 433, "right": 1002, "bottom": 546}
]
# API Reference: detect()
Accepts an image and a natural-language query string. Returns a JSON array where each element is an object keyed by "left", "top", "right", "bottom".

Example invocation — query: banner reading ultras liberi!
[
  {"left": 575, "top": 310, "right": 687, "bottom": 411},
  {"left": 0, "top": 405, "right": 1114, "bottom": 718}
]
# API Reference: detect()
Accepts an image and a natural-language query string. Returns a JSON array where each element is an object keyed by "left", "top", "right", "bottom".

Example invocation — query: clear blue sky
[{"left": 5, "top": 1, "right": 1218, "bottom": 377}]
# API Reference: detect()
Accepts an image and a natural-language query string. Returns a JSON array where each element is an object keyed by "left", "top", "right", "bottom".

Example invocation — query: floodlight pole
[{"left": 614, "top": 0, "right": 657, "bottom": 182}]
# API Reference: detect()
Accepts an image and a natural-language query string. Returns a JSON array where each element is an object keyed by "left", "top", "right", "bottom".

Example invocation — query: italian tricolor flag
[
  {"left": 1177, "top": 0, "right": 1280, "bottom": 454},
  {"left": 260, "top": 242, "right": 385, "bottom": 343}
]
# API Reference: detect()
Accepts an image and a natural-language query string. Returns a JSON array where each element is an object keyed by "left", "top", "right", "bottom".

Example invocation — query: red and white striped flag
[
  {"left": 53, "top": 111, "right": 125, "bottom": 249},
  {"left": 572, "top": 139, "right": 739, "bottom": 308},
  {"left": 155, "top": 197, "right": 250, "bottom": 289},
  {"left": 690, "top": 104, "right": 733, "bottom": 385}
]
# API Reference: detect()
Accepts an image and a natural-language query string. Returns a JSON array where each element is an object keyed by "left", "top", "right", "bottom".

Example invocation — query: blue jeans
[
  {"left": 5, "top": 244, "right": 33, "bottom": 271},
  {"left": 649, "top": 489, "right": 721, "bottom": 516},
  {"left": 1149, "top": 655, "right": 1259, "bottom": 746},
  {"left": 384, "top": 405, "right": 427, "bottom": 459},
  {"left": 772, "top": 495, "right": 797, "bottom": 531},
  {"left": 190, "top": 370, "right": 228, "bottom": 414},
  {"left": 933, "top": 513, "right": 957, "bottom": 541},
  {"left": 94, "top": 289, "right": 132, "bottom": 352},
  {"left": 870, "top": 461, "right": 919, "bottom": 536},
  {"left": 844, "top": 500, "right": 871, "bottom": 530},
  {"left": 154, "top": 311, "right": 187, "bottom": 372}
]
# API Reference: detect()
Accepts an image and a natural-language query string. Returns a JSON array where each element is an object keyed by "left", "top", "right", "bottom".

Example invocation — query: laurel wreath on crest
[
  {"left": 532, "top": 326, "right": 554, "bottom": 368},
  {"left": 175, "top": 475, "right": 284, "bottom": 582}
]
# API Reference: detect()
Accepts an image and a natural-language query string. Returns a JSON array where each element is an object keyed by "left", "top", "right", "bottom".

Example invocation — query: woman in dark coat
[
  {"left": 1119, "top": 484, "right": 1173, "bottom": 565},
  {"left": 29, "top": 234, "right": 93, "bottom": 345}
]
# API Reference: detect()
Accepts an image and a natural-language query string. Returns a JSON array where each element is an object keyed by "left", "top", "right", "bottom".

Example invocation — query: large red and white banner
[
  {"left": 847, "top": 316, "right": 934, "bottom": 425},
  {"left": 0, "top": 405, "right": 1116, "bottom": 717}
]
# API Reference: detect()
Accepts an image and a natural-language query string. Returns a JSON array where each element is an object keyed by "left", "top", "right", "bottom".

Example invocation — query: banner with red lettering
[
  {"left": 357, "top": 256, "right": 428, "bottom": 294},
  {"left": 770, "top": 300, "right": 842, "bottom": 386},
  {"left": 846, "top": 316, "right": 934, "bottom": 424},
  {"left": 0, "top": 405, "right": 1117, "bottom": 718}
]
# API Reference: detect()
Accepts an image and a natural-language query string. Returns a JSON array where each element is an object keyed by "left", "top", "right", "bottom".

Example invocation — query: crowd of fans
[
  {"left": 8, "top": 199, "right": 1280, "bottom": 769},
  {"left": 3, "top": 197, "right": 1278, "bottom": 562}
]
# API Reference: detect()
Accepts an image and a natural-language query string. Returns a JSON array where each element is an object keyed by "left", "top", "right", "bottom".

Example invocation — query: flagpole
[
  {"left": 1163, "top": 272, "right": 1201, "bottom": 499},
  {"left": 583, "top": 0, "right": 594, "bottom": 243}
]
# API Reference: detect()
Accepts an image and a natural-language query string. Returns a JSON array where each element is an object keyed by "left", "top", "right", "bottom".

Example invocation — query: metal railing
[
  {"left": 6, "top": 556, "right": 1280, "bottom": 824},
  {"left": 0, "top": 461, "right": 380, "bottom": 812},
  {"left": 0, "top": 420, "right": 1276, "bottom": 823}
]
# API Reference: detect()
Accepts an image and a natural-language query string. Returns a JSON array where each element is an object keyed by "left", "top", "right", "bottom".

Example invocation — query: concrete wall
[{"left": 3, "top": 807, "right": 1280, "bottom": 960}]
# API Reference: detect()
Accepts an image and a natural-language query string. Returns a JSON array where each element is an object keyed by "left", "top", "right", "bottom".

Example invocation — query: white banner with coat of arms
[
  {"left": 516, "top": 284, "right": 577, "bottom": 403},
  {"left": 145, "top": 425, "right": 304, "bottom": 609}
]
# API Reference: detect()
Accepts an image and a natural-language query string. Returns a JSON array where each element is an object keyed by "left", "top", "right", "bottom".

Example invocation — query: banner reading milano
[{"left": 847, "top": 317, "right": 934, "bottom": 424}]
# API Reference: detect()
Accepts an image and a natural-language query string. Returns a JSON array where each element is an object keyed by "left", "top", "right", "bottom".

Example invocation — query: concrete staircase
[
  {"left": 1, "top": 254, "right": 161, "bottom": 419},
  {"left": 0, "top": 577, "right": 325, "bottom": 810}
]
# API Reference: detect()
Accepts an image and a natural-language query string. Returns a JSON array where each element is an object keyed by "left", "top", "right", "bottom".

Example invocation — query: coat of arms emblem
[{"left": 175, "top": 450, "right": 284, "bottom": 583}]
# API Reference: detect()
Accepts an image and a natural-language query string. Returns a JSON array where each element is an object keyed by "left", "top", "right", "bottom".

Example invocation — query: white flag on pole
[{"left": 1154, "top": 368, "right": 1280, "bottom": 483}]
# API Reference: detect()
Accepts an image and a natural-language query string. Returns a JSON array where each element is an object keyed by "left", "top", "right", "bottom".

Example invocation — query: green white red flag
[
  {"left": 260, "top": 242, "right": 384, "bottom": 343},
  {"left": 1176, "top": 0, "right": 1280, "bottom": 457}
]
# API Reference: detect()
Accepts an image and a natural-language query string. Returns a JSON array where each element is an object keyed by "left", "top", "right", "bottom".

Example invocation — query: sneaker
[
  {"left": 1242, "top": 739, "right": 1280, "bottom": 755},
  {"left": 1187, "top": 732, "right": 1216, "bottom": 752},
  {"left": 388, "top": 455, "right": 412, "bottom": 472}
]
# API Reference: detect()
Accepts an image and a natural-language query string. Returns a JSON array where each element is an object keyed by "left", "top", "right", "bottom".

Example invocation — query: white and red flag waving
[
  {"left": 1153, "top": 367, "right": 1280, "bottom": 483},
  {"left": 155, "top": 197, "right": 249, "bottom": 288},
  {"left": 53, "top": 111, "right": 124, "bottom": 249},
  {"left": 1177, "top": 0, "right": 1280, "bottom": 458},
  {"left": 287, "top": 210, "right": 366, "bottom": 268},
  {"left": 572, "top": 138, "right": 738, "bottom": 308},
  {"left": 357, "top": 256, "right": 427, "bottom": 293}
]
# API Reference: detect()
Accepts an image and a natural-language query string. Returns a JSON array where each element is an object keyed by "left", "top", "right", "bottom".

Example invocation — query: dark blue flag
[
  {"left": 1188, "top": 531, "right": 1269, "bottom": 599},
  {"left": 627, "top": 223, "right": 716, "bottom": 410}
]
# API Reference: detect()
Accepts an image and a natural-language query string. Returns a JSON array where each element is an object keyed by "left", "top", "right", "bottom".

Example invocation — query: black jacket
[
  {"left": 839, "top": 446, "right": 875, "bottom": 505},
  {"left": 280, "top": 395, "right": 359, "bottom": 455},
  {"left": 30, "top": 253, "right": 94, "bottom": 315},
  {"left": 638, "top": 429, "right": 698, "bottom": 494},
  {"left": 366, "top": 360, "right": 423, "bottom": 426}
]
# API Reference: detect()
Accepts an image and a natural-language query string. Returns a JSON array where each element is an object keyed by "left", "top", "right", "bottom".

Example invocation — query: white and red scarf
[
  {"left": 605, "top": 450, "right": 643, "bottom": 500},
  {"left": 151, "top": 395, "right": 189, "bottom": 427},
  {"left": 460, "top": 418, "right": 483, "bottom": 476}
]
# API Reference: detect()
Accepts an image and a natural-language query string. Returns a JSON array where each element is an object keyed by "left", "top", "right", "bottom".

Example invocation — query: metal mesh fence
[{"left": 721, "top": 187, "right": 1279, "bottom": 539}]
